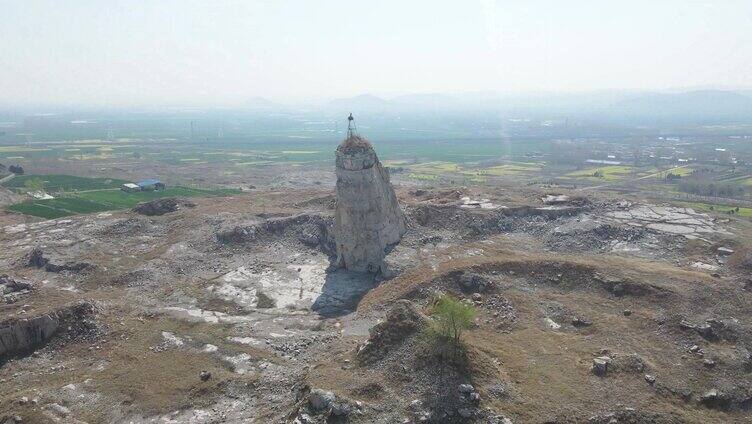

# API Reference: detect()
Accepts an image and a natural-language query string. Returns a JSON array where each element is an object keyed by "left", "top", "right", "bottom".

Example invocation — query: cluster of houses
[{"left": 121, "top": 179, "right": 165, "bottom": 193}]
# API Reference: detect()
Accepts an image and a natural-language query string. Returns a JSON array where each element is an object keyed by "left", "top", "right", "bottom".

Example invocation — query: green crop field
[
  {"left": 565, "top": 165, "right": 634, "bottom": 181},
  {"left": 3, "top": 174, "right": 129, "bottom": 192},
  {"left": 7, "top": 186, "right": 241, "bottom": 219}
]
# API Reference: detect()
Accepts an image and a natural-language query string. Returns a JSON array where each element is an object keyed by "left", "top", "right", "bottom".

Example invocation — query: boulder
[
  {"left": 309, "top": 389, "right": 335, "bottom": 412},
  {"left": 592, "top": 356, "right": 611, "bottom": 376},
  {"left": 699, "top": 389, "right": 729, "bottom": 409},
  {"left": 329, "top": 401, "right": 352, "bottom": 416},
  {"left": 27, "top": 247, "right": 48, "bottom": 268},
  {"left": 458, "top": 384, "right": 475, "bottom": 394},
  {"left": 572, "top": 316, "right": 592, "bottom": 327},
  {"left": 0, "top": 275, "right": 34, "bottom": 303},
  {"left": 458, "top": 272, "right": 491, "bottom": 293}
]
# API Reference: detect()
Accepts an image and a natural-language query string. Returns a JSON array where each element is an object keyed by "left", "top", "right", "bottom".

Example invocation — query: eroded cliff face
[
  {"left": 0, "top": 301, "right": 95, "bottom": 363},
  {"left": 334, "top": 136, "right": 406, "bottom": 273}
]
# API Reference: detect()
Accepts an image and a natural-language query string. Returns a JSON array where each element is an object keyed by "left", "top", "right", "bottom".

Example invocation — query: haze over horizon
[{"left": 2, "top": 0, "right": 752, "bottom": 107}]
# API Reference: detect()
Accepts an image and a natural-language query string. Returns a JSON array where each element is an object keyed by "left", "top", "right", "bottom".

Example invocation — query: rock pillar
[{"left": 334, "top": 136, "right": 405, "bottom": 273}]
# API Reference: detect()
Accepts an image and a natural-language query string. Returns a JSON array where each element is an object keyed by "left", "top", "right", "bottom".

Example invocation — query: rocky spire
[{"left": 333, "top": 126, "right": 406, "bottom": 274}]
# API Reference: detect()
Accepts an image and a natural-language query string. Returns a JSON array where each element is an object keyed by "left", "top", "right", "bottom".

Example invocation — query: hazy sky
[{"left": 2, "top": 0, "right": 752, "bottom": 106}]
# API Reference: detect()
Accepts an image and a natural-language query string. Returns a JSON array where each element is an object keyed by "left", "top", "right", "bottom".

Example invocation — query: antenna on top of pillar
[{"left": 347, "top": 113, "right": 357, "bottom": 138}]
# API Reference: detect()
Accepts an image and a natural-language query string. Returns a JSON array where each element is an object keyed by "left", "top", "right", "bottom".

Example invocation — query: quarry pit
[{"left": 0, "top": 142, "right": 751, "bottom": 424}]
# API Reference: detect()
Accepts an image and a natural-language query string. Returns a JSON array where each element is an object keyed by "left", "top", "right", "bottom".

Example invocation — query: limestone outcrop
[
  {"left": 334, "top": 136, "right": 406, "bottom": 273},
  {"left": 0, "top": 301, "right": 96, "bottom": 362}
]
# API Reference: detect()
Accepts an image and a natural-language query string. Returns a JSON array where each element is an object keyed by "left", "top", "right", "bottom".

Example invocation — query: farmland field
[
  {"left": 3, "top": 174, "right": 129, "bottom": 192},
  {"left": 564, "top": 165, "right": 634, "bottom": 181},
  {"left": 473, "top": 162, "right": 542, "bottom": 176},
  {"left": 0, "top": 134, "right": 552, "bottom": 166},
  {"left": 7, "top": 186, "right": 240, "bottom": 219}
]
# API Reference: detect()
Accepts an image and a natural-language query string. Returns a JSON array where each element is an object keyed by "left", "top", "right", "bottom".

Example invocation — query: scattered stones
[
  {"left": 587, "top": 407, "right": 678, "bottom": 424},
  {"left": 419, "top": 235, "right": 443, "bottom": 246},
  {"left": 487, "top": 383, "right": 507, "bottom": 399},
  {"left": 109, "top": 269, "right": 155, "bottom": 288},
  {"left": 680, "top": 318, "right": 738, "bottom": 342},
  {"left": 292, "top": 413, "right": 313, "bottom": 424},
  {"left": 488, "top": 416, "right": 514, "bottom": 424},
  {"left": 0, "top": 156, "right": 748, "bottom": 423}
]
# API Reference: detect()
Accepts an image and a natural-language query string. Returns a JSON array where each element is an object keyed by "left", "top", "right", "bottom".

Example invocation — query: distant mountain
[
  {"left": 390, "top": 93, "right": 457, "bottom": 108},
  {"left": 612, "top": 90, "right": 752, "bottom": 118},
  {"left": 244, "top": 96, "right": 285, "bottom": 110},
  {"left": 327, "top": 94, "right": 389, "bottom": 111},
  {"left": 321, "top": 89, "right": 752, "bottom": 122}
]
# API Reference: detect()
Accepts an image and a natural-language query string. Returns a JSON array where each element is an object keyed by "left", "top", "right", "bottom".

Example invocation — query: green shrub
[{"left": 422, "top": 294, "right": 476, "bottom": 363}]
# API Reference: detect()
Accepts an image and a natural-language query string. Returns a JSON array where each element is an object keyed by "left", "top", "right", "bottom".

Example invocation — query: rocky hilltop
[{"left": 333, "top": 135, "right": 406, "bottom": 273}]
